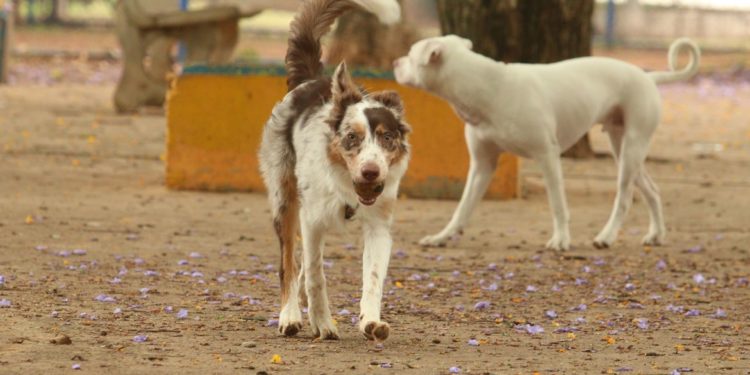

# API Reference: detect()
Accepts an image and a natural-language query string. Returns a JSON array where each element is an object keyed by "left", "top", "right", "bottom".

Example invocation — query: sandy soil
[{"left": 1, "top": 51, "right": 750, "bottom": 374}]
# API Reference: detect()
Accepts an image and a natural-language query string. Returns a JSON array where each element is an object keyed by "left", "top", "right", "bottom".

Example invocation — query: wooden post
[{"left": 0, "top": 0, "right": 12, "bottom": 83}]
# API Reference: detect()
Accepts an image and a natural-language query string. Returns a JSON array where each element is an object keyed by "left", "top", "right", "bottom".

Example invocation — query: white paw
[
  {"left": 359, "top": 320, "right": 390, "bottom": 342},
  {"left": 418, "top": 231, "right": 458, "bottom": 247},
  {"left": 278, "top": 304, "right": 303, "bottom": 337},
  {"left": 545, "top": 232, "right": 570, "bottom": 251},
  {"left": 641, "top": 231, "right": 665, "bottom": 246},
  {"left": 593, "top": 231, "right": 617, "bottom": 249},
  {"left": 309, "top": 316, "right": 339, "bottom": 340}
]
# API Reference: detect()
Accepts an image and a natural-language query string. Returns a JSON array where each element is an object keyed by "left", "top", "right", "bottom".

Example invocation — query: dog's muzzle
[{"left": 353, "top": 181, "right": 385, "bottom": 206}]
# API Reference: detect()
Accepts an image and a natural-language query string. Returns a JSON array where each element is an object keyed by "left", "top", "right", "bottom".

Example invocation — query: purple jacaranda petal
[
  {"left": 454, "top": 304, "right": 465, "bottom": 312},
  {"left": 267, "top": 319, "right": 279, "bottom": 327},
  {"left": 51, "top": 311, "right": 59, "bottom": 317},
  {"left": 656, "top": 259, "right": 667, "bottom": 270},
  {"left": 692, "top": 274, "right": 705, "bottom": 284},
  {"left": 337, "top": 309, "right": 351, "bottom": 316},
  {"left": 177, "top": 260, "right": 188, "bottom": 266},
  {"left": 593, "top": 257, "right": 606, "bottom": 266},
  {"left": 409, "top": 274, "right": 423, "bottom": 281},
  {"left": 545, "top": 310, "right": 558, "bottom": 319},
  {"left": 118, "top": 267, "right": 128, "bottom": 276},
  {"left": 143, "top": 270, "right": 158, "bottom": 277},
  {"left": 575, "top": 317, "right": 587, "bottom": 324},
  {"left": 191, "top": 271, "right": 203, "bottom": 278},
  {"left": 94, "top": 294, "right": 116, "bottom": 303},
  {"left": 504, "top": 272, "right": 514, "bottom": 279},
  {"left": 449, "top": 367, "right": 461, "bottom": 374},
  {"left": 551, "top": 283, "right": 562, "bottom": 292},
  {"left": 72, "top": 249, "right": 87, "bottom": 256},
  {"left": 113, "top": 307, "right": 122, "bottom": 315},
  {"left": 628, "top": 303, "right": 644, "bottom": 309},
  {"left": 72, "top": 364, "right": 81, "bottom": 370},
  {"left": 624, "top": 283, "right": 636, "bottom": 291},
  {"left": 451, "top": 270, "right": 460, "bottom": 277},
  {"left": 394, "top": 249, "right": 407, "bottom": 258},
  {"left": 738, "top": 277, "right": 749, "bottom": 287},
  {"left": 223, "top": 292, "right": 237, "bottom": 299},
  {"left": 467, "top": 339, "right": 479, "bottom": 346},
  {"left": 713, "top": 308, "right": 727, "bottom": 318},
  {"left": 427, "top": 282, "right": 435, "bottom": 289},
  {"left": 139, "top": 287, "right": 149, "bottom": 294},
  {"left": 216, "top": 276, "right": 227, "bottom": 283},
  {"left": 553, "top": 326, "right": 577, "bottom": 333},
  {"left": 380, "top": 363, "right": 392, "bottom": 368},
  {"left": 343, "top": 243, "right": 356, "bottom": 251},
  {"left": 35, "top": 245, "right": 48, "bottom": 251},
  {"left": 189, "top": 252, "right": 203, "bottom": 259},
  {"left": 474, "top": 301, "right": 491, "bottom": 311},
  {"left": 575, "top": 278, "right": 588, "bottom": 286},
  {"left": 57, "top": 250, "right": 71, "bottom": 257},
  {"left": 686, "top": 245, "right": 703, "bottom": 253},
  {"left": 0, "top": 275, "right": 5, "bottom": 285},
  {"left": 264, "top": 264, "right": 275, "bottom": 271},
  {"left": 571, "top": 304, "right": 587, "bottom": 312},
  {"left": 0, "top": 299, "right": 11, "bottom": 308},
  {"left": 176, "top": 309, "right": 188, "bottom": 319},
  {"left": 582, "top": 266, "right": 592, "bottom": 273},
  {"left": 684, "top": 309, "right": 700, "bottom": 317},
  {"left": 515, "top": 324, "right": 544, "bottom": 335},
  {"left": 635, "top": 318, "right": 649, "bottom": 330},
  {"left": 666, "top": 304, "right": 684, "bottom": 313},
  {"left": 133, "top": 258, "right": 145, "bottom": 265},
  {"left": 616, "top": 367, "right": 633, "bottom": 372},
  {"left": 109, "top": 277, "right": 121, "bottom": 284},
  {"left": 323, "top": 260, "right": 334, "bottom": 269},
  {"left": 526, "top": 285, "right": 538, "bottom": 292},
  {"left": 164, "top": 306, "right": 174, "bottom": 313},
  {"left": 132, "top": 335, "right": 148, "bottom": 343},
  {"left": 482, "top": 282, "right": 498, "bottom": 291},
  {"left": 488, "top": 263, "right": 497, "bottom": 271}
]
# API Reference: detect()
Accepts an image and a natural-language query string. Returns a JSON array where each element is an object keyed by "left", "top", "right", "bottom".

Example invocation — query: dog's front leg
[
  {"left": 300, "top": 209, "right": 338, "bottom": 340},
  {"left": 358, "top": 213, "right": 393, "bottom": 341},
  {"left": 535, "top": 151, "right": 571, "bottom": 251},
  {"left": 419, "top": 126, "right": 499, "bottom": 247}
]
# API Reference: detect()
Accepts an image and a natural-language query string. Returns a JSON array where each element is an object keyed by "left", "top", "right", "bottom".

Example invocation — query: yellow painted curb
[{"left": 166, "top": 72, "right": 519, "bottom": 200}]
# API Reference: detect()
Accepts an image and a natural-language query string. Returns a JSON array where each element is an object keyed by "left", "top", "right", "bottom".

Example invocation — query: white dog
[
  {"left": 259, "top": 0, "right": 408, "bottom": 341},
  {"left": 394, "top": 35, "right": 700, "bottom": 251}
]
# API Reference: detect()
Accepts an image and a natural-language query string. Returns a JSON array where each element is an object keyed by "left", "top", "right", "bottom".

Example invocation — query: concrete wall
[{"left": 594, "top": 1, "right": 750, "bottom": 46}]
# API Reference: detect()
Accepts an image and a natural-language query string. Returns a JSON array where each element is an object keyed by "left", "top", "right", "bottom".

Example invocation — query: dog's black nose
[{"left": 361, "top": 163, "right": 380, "bottom": 182}]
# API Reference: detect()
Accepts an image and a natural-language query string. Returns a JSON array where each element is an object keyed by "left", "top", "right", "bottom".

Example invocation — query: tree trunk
[
  {"left": 326, "top": 0, "right": 418, "bottom": 71},
  {"left": 436, "top": 0, "right": 596, "bottom": 158}
]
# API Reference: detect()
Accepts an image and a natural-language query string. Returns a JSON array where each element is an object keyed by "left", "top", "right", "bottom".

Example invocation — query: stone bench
[
  {"left": 113, "top": 0, "right": 261, "bottom": 113},
  {"left": 166, "top": 65, "right": 520, "bottom": 200}
]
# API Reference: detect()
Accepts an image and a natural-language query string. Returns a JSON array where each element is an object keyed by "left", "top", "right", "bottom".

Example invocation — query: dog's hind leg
[
  {"left": 595, "top": 112, "right": 657, "bottom": 248},
  {"left": 535, "top": 149, "right": 571, "bottom": 251},
  {"left": 301, "top": 208, "right": 338, "bottom": 340},
  {"left": 605, "top": 127, "right": 665, "bottom": 246},
  {"left": 419, "top": 126, "right": 500, "bottom": 247},
  {"left": 274, "top": 180, "right": 303, "bottom": 337}
]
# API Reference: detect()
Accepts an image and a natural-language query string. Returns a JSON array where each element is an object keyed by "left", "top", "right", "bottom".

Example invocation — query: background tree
[{"left": 437, "top": 0, "right": 597, "bottom": 158}]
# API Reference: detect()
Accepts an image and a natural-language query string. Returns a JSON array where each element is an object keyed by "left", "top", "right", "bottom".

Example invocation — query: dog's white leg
[
  {"left": 594, "top": 135, "right": 649, "bottom": 248},
  {"left": 606, "top": 128, "right": 665, "bottom": 246},
  {"left": 535, "top": 150, "right": 571, "bottom": 251},
  {"left": 358, "top": 213, "right": 393, "bottom": 341},
  {"left": 419, "top": 126, "right": 499, "bottom": 247},
  {"left": 300, "top": 209, "right": 338, "bottom": 340}
]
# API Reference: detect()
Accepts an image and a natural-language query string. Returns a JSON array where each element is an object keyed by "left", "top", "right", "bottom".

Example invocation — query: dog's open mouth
[{"left": 354, "top": 182, "right": 385, "bottom": 206}]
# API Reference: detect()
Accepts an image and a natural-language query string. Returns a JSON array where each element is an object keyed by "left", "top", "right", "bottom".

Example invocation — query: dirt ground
[{"left": 2, "top": 31, "right": 750, "bottom": 374}]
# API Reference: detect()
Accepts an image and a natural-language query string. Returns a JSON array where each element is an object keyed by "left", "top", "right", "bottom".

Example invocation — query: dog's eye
[
  {"left": 346, "top": 133, "right": 357, "bottom": 141},
  {"left": 383, "top": 132, "right": 394, "bottom": 142}
]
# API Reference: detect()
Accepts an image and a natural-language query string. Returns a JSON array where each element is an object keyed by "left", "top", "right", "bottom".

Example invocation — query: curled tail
[
  {"left": 649, "top": 38, "right": 701, "bottom": 84},
  {"left": 286, "top": 0, "right": 401, "bottom": 91}
]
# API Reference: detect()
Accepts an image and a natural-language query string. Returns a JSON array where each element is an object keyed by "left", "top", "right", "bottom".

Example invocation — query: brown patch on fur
[
  {"left": 364, "top": 107, "right": 410, "bottom": 166},
  {"left": 286, "top": 0, "right": 355, "bottom": 92},
  {"left": 368, "top": 91, "right": 404, "bottom": 116},
  {"left": 273, "top": 173, "right": 300, "bottom": 311},
  {"left": 328, "top": 63, "right": 363, "bottom": 131}
]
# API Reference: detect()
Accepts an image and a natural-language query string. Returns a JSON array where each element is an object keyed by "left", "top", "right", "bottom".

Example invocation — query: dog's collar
[{"left": 344, "top": 204, "right": 358, "bottom": 220}]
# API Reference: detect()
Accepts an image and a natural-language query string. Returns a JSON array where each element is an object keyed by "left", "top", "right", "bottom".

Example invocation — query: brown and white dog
[{"left": 259, "top": 0, "right": 408, "bottom": 341}]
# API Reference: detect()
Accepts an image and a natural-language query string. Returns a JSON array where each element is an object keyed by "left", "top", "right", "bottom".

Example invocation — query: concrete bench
[
  {"left": 166, "top": 65, "right": 520, "bottom": 200},
  {"left": 113, "top": 0, "right": 261, "bottom": 113}
]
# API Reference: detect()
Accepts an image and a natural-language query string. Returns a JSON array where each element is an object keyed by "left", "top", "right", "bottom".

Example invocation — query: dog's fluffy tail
[
  {"left": 649, "top": 38, "right": 701, "bottom": 84},
  {"left": 286, "top": 0, "right": 401, "bottom": 91}
]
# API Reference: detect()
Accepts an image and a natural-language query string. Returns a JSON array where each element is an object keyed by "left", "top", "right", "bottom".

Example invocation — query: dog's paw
[
  {"left": 310, "top": 318, "right": 339, "bottom": 340},
  {"left": 641, "top": 231, "right": 665, "bottom": 246},
  {"left": 418, "top": 233, "right": 451, "bottom": 247},
  {"left": 593, "top": 232, "right": 616, "bottom": 249},
  {"left": 360, "top": 320, "right": 390, "bottom": 342},
  {"left": 278, "top": 305, "right": 303, "bottom": 337},
  {"left": 545, "top": 233, "right": 570, "bottom": 251}
]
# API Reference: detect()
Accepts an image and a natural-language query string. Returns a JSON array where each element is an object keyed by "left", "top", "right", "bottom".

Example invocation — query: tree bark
[
  {"left": 326, "top": 0, "right": 418, "bottom": 70},
  {"left": 436, "top": 0, "right": 596, "bottom": 158}
]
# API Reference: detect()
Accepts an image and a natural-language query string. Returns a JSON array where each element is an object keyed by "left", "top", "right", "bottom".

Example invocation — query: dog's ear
[
  {"left": 461, "top": 37, "right": 473, "bottom": 51},
  {"left": 332, "top": 61, "right": 362, "bottom": 102},
  {"left": 369, "top": 90, "right": 404, "bottom": 117},
  {"left": 419, "top": 41, "right": 442, "bottom": 66},
  {"left": 329, "top": 62, "right": 362, "bottom": 131}
]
